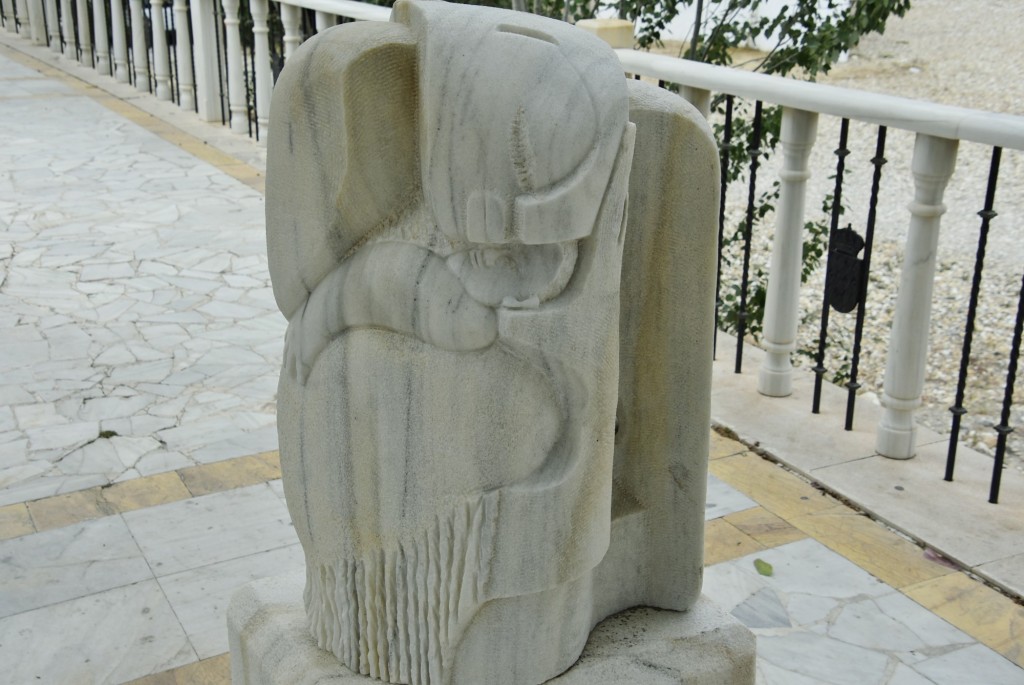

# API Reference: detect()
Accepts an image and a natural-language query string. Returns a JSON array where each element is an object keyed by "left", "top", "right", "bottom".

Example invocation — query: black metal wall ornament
[{"left": 826, "top": 224, "right": 866, "bottom": 314}]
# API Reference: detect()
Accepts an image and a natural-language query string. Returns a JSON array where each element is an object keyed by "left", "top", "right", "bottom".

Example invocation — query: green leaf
[{"left": 754, "top": 558, "right": 774, "bottom": 577}]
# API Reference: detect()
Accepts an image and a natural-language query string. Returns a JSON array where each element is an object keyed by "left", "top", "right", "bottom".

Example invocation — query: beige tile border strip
[
  {"left": 125, "top": 654, "right": 230, "bottom": 685},
  {"left": 0, "top": 451, "right": 280, "bottom": 540}
]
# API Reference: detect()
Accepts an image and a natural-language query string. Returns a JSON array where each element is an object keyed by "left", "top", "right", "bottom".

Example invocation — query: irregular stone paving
[{"left": 0, "top": 52, "right": 284, "bottom": 507}]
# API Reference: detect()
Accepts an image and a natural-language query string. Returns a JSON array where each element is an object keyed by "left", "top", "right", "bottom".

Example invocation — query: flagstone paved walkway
[
  {"left": 0, "top": 34, "right": 1022, "bottom": 685},
  {"left": 0, "top": 48, "right": 282, "bottom": 509}
]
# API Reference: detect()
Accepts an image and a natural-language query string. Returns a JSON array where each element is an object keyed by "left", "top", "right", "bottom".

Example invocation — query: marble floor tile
[
  {"left": 0, "top": 579, "right": 196, "bottom": 684},
  {"left": 0, "top": 73, "right": 283, "bottom": 504},
  {"left": 704, "top": 539, "right": 1024, "bottom": 685},
  {"left": 913, "top": 643, "right": 1024, "bottom": 685},
  {"left": 122, "top": 483, "right": 298, "bottom": 576},
  {"left": 0, "top": 514, "right": 152, "bottom": 618},
  {"left": 159, "top": 543, "right": 305, "bottom": 658},
  {"left": 267, "top": 477, "right": 286, "bottom": 501},
  {"left": 705, "top": 473, "right": 757, "bottom": 520}
]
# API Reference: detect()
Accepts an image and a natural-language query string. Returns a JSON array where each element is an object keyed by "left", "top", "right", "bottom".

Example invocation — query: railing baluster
[
  {"left": 758, "top": 107, "right": 818, "bottom": 397},
  {"left": 735, "top": 100, "right": 764, "bottom": 374},
  {"left": 280, "top": 2, "right": 300, "bottom": 62},
  {"left": 59, "top": 0, "right": 74, "bottom": 58},
  {"left": 876, "top": 134, "right": 959, "bottom": 459},
  {"left": 946, "top": 147, "right": 1002, "bottom": 481},
  {"left": 677, "top": 86, "right": 710, "bottom": 118},
  {"left": 250, "top": 0, "right": 270, "bottom": 138},
  {"left": 127, "top": 0, "right": 148, "bottom": 90},
  {"left": 13, "top": 0, "right": 26, "bottom": 35},
  {"left": 3, "top": 0, "right": 15, "bottom": 32},
  {"left": 844, "top": 126, "right": 887, "bottom": 429},
  {"left": 44, "top": 0, "right": 60, "bottom": 50},
  {"left": 16, "top": 0, "right": 30, "bottom": 38},
  {"left": 713, "top": 94, "right": 734, "bottom": 360},
  {"left": 26, "top": 0, "right": 45, "bottom": 44},
  {"left": 220, "top": 0, "right": 246, "bottom": 132},
  {"left": 188, "top": 0, "right": 221, "bottom": 120},
  {"left": 992, "top": 267, "right": 1024, "bottom": 504},
  {"left": 314, "top": 9, "right": 332, "bottom": 32},
  {"left": 172, "top": 0, "right": 194, "bottom": 110},
  {"left": 91, "top": 0, "right": 109, "bottom": 74},
  {"left": 109, "top": 0, "right": 128, "bottom": 80},
  {"left": 151, "top": 0, "right": 172, "bottom": 99},
  {"left": 74, "top": 0, "right": 90, "bottom": 62},
  {"left": 811, "top": 118, "right": 850, "bottom": 413}
]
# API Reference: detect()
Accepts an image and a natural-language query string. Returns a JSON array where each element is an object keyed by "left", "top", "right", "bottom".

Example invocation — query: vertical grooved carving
[{"left": 306, "top": 498, "right": 490, "bottom": 684}]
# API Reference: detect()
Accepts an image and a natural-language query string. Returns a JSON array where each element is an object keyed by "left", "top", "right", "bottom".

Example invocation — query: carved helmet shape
[{"left": 398, "top": 1, "right": 630, "bottom": 245}]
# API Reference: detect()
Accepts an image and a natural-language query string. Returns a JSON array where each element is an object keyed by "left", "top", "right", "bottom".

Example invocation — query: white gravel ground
[{"left": 717, "top": 0, "right": 1024, "bottom": 469}]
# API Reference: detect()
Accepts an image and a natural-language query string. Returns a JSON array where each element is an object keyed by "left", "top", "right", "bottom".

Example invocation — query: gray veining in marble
[
  {"left": 159, "top": 543, "right": 305, "bottom": 658},
  {"left": 0, "top": 579, "right": 195, "bottom": 684},
  {"left": 0, "top": 515, "right": 152, "bottom": 618},
  {"left": 252, "top": 2, "right": 731, "bottom": 683}
]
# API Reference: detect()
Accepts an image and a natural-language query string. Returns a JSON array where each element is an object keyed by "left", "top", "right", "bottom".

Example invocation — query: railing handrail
[
  {"left": 278, "top": 0, "right": 389, "bottom": 22},
  {"left": 259, "top": 0, "right": 1024, "bottom": 151},
  {"left": 615, "top": 49, "right": 1024, "bottom": 151}
]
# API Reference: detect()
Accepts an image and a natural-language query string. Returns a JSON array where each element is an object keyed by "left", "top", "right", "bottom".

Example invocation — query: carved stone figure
[{"left": 264, "top": 2, "right": 722, "bottom": 683}]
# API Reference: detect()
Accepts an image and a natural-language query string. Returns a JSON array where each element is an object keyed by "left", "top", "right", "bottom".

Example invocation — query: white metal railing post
[
  {"left": 677, "top": 86, "right": 711, "bottom": 118},
  {"left": 110, "top": 0, "right": 129, "bottom": 82},
  {"left": 25, "top": 0, "right": 45, "bottom": 44},
  {"left": 189, "top": 0, "right": 223, "bottom": 122},
  {"left": 249, "top": 0, "right": 270, "bottom": 137},
  {"left": 173, "top": 0, "right": 195, "bottom": 110},
  {"left": 59, "top": 0, "right": 76, "bottom": 58},
  {"left": 74, "top": 0, "right": 91, "bottom": 63},
  {"left": 92, "top": 0, "right": 111, "bottom": 75},
  {"left": 758, "top": 108, "right": 819, "bottom": 397},
  {"left": 13, "top": 0, "right": 29, "bottom": 36},
  {"left": 876, "top": 134, "right": 959, "bottom": 459},
  {"left": 44, "top": 0, "right": 60, "bottom": 51},
  {"left": 151, "top": 0, "right": 172, "bottom": 99},
  {"left": 220, "top": 0, "right": 246, "bottom": 133},
  {"left": 128, "top": 0, "right": 150, "bottom": 90},
  {"left": 314, "top": 10, "right": 333, "bottom": 32},
  {"left": 280, "top": 2, "right": 301, "bottom": 61},
  {"left": 3, "top": 0, "right": 15, "bottom": 32}
]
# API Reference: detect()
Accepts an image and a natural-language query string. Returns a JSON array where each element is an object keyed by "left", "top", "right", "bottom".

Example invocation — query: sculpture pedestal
[{"left": 228, "top": 572, "right": 756, "bottom": 685}]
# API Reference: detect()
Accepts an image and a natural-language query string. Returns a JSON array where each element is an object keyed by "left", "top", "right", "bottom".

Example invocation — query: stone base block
[{"left": 228, "top": 572, "right": 756, "bottom": 685}]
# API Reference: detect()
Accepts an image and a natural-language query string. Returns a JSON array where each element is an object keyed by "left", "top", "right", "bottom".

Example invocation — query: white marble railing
[
  {"left": 5, "top": 0, "right": 1024, "bottom": 469},
  {"left": 613, "top": 49, "right": 1024, "bottom": 461}
]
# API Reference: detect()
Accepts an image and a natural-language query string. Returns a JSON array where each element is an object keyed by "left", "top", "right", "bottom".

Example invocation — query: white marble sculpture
[{"left": 263, "top": 2, "right": 724, "bottom": 683}]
